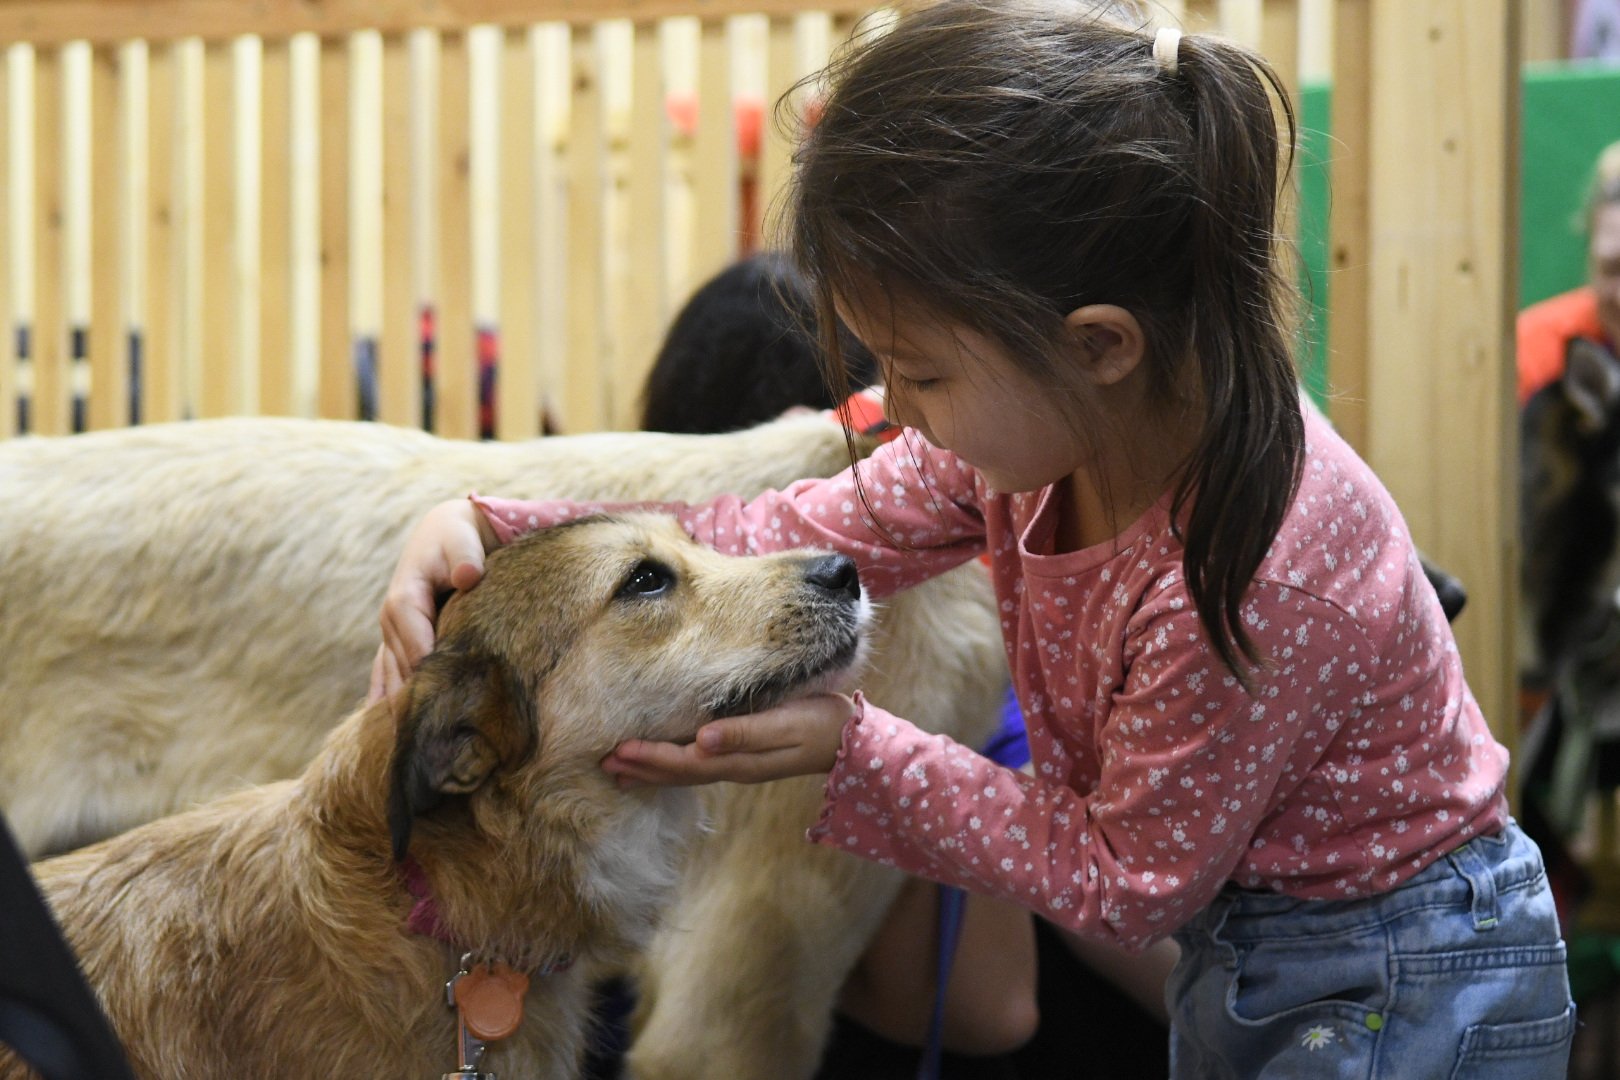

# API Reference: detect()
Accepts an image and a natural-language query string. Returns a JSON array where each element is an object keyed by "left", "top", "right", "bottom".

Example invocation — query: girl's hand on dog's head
[
  {"left": 370, "top": 498, "right": 499, "bottom": 702},
  {"left": 602, "top": 693, "right": 859, "bottom": 788}
]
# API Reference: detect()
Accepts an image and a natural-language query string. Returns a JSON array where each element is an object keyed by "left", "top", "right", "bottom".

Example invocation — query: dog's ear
[{"left": 387, "top": 647, "right": 536, "bottom": 861}]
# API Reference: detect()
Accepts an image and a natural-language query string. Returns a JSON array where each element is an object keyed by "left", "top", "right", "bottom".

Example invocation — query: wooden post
[
  {"left": 259, "top": 37, "right": 292, "bottom": 416},
  {"left": 198, "top": 38, "right": 237, "bottom": 417},
  {"left": 86, "top": 43, "right": 124, "bottom": 429},
  {"left": 690, "top": 18, "right": 737, "bottom": 294},
  {"left": 377, "top": 32, "right": 418, "bottom": 429},
  {"left": 143, "top": 41, "right": 180, "bottom": 423},
  {"left": 432, "top": 30, "right": 473, "bottom": 437},
  {"left": 318, "top": 34, "right": 355, "bottom": 421},
  {"left": 1325, "top": 0, "right": 1371, "bottom": 452},
  {"left": 1363, "top": 0, "right": 1520, "bottom": 756},
  {"left": 564, "top": 24, "right": 606, "bottom": 433},
  {"left": 497, "top": 26, "right": 539, "bottom": 440},
  {"left": 32, "top": 46, "right": 69, "bottom": 435}
]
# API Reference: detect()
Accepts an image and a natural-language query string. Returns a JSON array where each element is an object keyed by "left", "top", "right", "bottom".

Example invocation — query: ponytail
[{"left": 1169, "top": 34, "right": 1305, "bottom": 679}]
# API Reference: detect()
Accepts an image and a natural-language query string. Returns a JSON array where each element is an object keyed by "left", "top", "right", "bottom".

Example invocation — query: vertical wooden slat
[
  {"left": 234, "top": 37, "right": 261, "bottom": 417},
  {"left": 435, "top": 30, "right": 474, "bottom": 438},
  {"left": 1262, "top": 0, "right": 1301, "bottom": 297},
  {"left": 690, "top": 17, "right": 736, "bottom": 291},
  {"left": 287, "top": 34, "right": 320, "bottom": 416},
  {"left": 534, "top": 24, "right": 569, "bottom": 433},
  {"left": 611, "top": 20, "right": 667, "bottom": 431},
  {"left": 1219, "top": 0, "right": 1265, "bottom": 46},
  {"left": 115, "top": 41, "right": 141, "bottom": 426},
  {"left": 0, "top": 47, "right": 12, "bottom": 438},
  {"left": 318, "top": 35, "right": 354, "bottom": 420},
  {"left": 378, "top": 31, "right": 418, "bottom": 428},
  {"left": 174, "top": 39, "right": 203, "bottom": 419},
  {"left": 87, "top": 43, "right": 123, "bottom": 429},
  {"left": 760, "top": 14, "right": 826, "bottom": 251},
  {"left": 198, "top": 39, "right": 236, "bottom": 417},
  {"left": 1363, "top": 0, "right": 1519, "bottom": 752},
  {"left": 348, "top": 30, "right": 380, "bottom": 421},
  {"left": 259, "top": 37, "right": 292, "bottom": 415},
  {"left": 143, "top": 42, "right": 179, "bottom": 423},
  {"left": 496, "top": 26, "right": 538, "bottom": 440},
  {"left": 1325, "top": 0, "right": 1370, "bottom": 452},
  {"left": 1262, "top": 0, "right": 1301, "bottom": 93},
  {"left": 564, "top": 24, "right": 605, "bottom": 433},
  {"left": 32, "top": 47, "right": 68, "bottom": 435},
  {"left": 1520, "top": 0, "right": 1566, "bottom": 62}
]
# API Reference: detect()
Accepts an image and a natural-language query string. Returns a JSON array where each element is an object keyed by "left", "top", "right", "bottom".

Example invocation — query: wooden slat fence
[{"left": 0, "top": 0, "right": 1524, "bottom": 748}]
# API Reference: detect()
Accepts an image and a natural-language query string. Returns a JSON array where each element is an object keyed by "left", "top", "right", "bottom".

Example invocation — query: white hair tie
[{"left": 1153, "top": 27, "right": 1183, "bottom": 76}]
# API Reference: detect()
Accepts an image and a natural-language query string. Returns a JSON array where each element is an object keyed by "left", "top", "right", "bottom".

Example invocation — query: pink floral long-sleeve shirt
[{"left": 475, "top": 406, "right": 1507, "bottom": 950}]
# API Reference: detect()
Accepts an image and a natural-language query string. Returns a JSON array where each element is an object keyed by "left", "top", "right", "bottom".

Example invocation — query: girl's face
[{"left": 837, "top": 301, "right": 1088, "bottom": 494}]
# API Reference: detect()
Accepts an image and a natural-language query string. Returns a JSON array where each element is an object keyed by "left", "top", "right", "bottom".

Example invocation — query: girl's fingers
[
  {"left": 604, "top": 745, "right": 808, "bottom": 787},
  {"left": 367, "top": 644, "right": 388, "bottom": 704},
  {"left": 448, "top": 555, "right": 485, "bottom": 592},
  {"left": 379, "top": 643, "right": 408, "bottom": 701}
]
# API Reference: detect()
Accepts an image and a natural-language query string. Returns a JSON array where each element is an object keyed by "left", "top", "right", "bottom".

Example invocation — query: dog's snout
[{"left": 804, "top": 554, "right": 861, "bottom": 601}]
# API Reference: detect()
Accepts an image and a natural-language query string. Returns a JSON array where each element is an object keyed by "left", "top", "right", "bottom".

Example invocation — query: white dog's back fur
[{"left": 0, "top": 414, "right": 1006, "bottom": 1079}]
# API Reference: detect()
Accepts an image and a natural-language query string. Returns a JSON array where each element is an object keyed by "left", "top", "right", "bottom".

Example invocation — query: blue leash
[{"left": 917, "top": 884, "right": 968, "bottom": 1080}]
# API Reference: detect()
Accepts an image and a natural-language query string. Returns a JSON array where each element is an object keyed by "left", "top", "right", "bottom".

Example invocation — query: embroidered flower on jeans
[{"left": 1300, "top": 1025, "right": 1336, "bottom": 1051}]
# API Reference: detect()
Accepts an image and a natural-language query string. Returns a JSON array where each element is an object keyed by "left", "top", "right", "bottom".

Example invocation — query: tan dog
[
  {"left": 0, "top": 514, "right": 871, "bottom": 1079},
  {"left": 0, "top": 414, "right": 1006, "bottom": 1079}
]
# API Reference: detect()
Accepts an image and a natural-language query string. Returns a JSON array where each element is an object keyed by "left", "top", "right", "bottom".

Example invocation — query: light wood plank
[
  {"left": 87, "top": 42, "right": 124, "bottom": 428},
  {"left": 564, "top": 24, "right": 605, "bottom": 433},
  {"left": 612, "top": 19, "right": 667, "bottom": 431},
  {"left": 0, "top": 1, "right": 880, "bottom": 48},
  {"left": 496, "top": 26, "right": 538, "bottom": 440},
  {"left": 690, "top": 18, "right": 736, "bottom": 290},
  {"left": 759, "top": 13, "right": 825, "bottom": 251},
  {"left": 1519, "top": 0, "right": 1566, "bottom": 62},
  {"left": 318, "top": 34, "right": 355, "bottom": 420},
  {"left": 1325, "top": 0, "right": 1370, "bottom": 452},
  {"left": 1363, "top": 0, "right": 1518, "bottom": 752},
  {"left": 1261, "top": 0, "right": 1300, "bottom": 93},
  {"left": 198, "top": 37, "right": 236, "bottom": 417},
  {"left": 143, "top": 41, "right": 180, "bottom": 422},
  {"left": 348, "top": 29, "right": 380, "bottom": 419},
  {"left": 378, "top": 31, "right": 418, "bottom": 428},
  {"left": 435, "top": 29, "right": 475, "bottom": 437},
  {"left": 534, "top": 23, "right": 568, "bottom": 433},
  {"left": 32, "top": 46, "right": 68, "bottom": 434},
  {"left": 173, "top": 38, "right": 203, "bottom": 419},
  {"left": 259, "top": 37, "right": 292, "bottom": 415}
]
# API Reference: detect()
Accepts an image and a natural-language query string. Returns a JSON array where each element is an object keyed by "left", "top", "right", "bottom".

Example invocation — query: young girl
[{"left": 374, "top": 3, "right": 1575, "bottom": 1074}]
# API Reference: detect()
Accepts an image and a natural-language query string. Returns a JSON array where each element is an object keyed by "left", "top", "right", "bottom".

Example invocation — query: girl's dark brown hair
[{"left": 783, "top": 0, "right": 1305, "bottom": 678}]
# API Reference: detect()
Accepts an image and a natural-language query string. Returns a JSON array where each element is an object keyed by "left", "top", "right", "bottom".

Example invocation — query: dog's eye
[{"left": 616, "top": 559, "right": 675, "bottom": 599}]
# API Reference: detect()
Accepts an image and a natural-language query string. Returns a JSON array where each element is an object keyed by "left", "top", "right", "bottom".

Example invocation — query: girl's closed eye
[{"left": 892, "top": 373, "right": 942, "bottom": 392}]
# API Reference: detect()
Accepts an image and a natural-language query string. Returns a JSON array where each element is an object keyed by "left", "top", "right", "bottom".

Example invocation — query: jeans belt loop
[{"left": 1446, "top": 840, "right": 1500, "bottom": 931}]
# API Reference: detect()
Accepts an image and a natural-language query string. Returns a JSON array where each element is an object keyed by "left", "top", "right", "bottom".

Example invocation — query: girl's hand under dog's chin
[{"left": 603, "top": 692, "right": 860, "bottom": 788}]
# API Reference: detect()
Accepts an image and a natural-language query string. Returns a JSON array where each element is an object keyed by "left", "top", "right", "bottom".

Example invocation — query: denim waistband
[{"left": 1190, "top": 822, "right": 1540, "bottom": 945}]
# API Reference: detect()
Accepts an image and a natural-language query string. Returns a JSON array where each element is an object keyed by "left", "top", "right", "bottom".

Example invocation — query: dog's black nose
[{"left": 805, "top": 554, "right": 861, "bottom": 601}]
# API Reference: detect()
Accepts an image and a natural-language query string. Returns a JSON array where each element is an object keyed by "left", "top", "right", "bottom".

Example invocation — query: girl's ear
[{"left": 1063, "top": 304, "right": 1145, "bottom": 387}]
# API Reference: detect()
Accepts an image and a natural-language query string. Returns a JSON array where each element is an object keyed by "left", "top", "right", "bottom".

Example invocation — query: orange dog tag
[{"left": 453, "top": 962, "right": 531, "bottom": 1042}]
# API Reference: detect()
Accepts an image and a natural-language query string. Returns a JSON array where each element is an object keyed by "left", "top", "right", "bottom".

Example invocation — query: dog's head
[{"left": 386, "top": 513, "right": 869, "bottom": 860}]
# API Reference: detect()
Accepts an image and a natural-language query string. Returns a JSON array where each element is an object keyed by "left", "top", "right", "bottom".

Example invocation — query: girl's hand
[
  {"left": 602, "top": 693, "right": 858, "bottom": 787},
  {"left": 370, "top": 497, "right": 500, "bottom": 702}
]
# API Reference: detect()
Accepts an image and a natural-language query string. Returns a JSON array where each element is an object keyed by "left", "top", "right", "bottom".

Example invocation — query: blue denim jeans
[{"left": 1168, "top": 821, "right": 1575, "bottom": 1079}]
